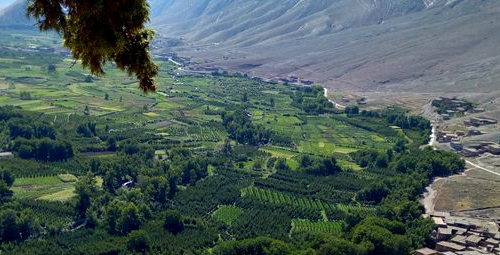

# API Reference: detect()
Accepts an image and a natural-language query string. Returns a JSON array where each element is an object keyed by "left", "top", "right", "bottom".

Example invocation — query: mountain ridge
[
  {"left": 150, "top": 0, "right": 500, "bottom": 92},
  {"left": 1, "top": 0, "right": 499, "bottom": 92}
]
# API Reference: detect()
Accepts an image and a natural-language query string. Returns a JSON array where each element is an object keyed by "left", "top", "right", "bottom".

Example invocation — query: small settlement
[
  {"left": 414, "top": 212, "right": 500, "bottom": 255},
  {"left": 431, "top": 97, "right": 500, "bottom": 158}
]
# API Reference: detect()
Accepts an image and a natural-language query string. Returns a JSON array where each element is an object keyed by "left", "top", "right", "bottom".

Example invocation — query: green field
[
  {"left": 212, "top": 205, "right": 243, "bottom": 225},
  {"left": 0, "top": 28, "right": 451, "bottom": 255},
  {"left": 12, "top": 175, "right": 77, "bottom": 201}
]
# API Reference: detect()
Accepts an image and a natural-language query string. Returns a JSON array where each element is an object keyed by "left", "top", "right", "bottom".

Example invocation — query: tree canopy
[{"left": 27, "top": 0, "right": 158, "bottom": 92}]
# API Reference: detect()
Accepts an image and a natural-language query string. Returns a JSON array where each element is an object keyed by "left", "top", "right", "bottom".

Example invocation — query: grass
[
  {"left": 212, "top": 205, "right": 243, "bottom": 225},
  {"left": 58, "top": 174, "right": 78, "bottom": 183},
  {"left": 12, "top": 176, "right": 75, "bottom": 201},
  {"left": 37, "top": 188, "right": 76, "bottom": 202}
]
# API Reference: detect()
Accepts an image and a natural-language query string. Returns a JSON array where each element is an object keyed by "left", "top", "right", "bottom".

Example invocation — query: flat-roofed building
[
  {"left": 451, "top": 235, "right": 467, "bottom": 246},
  {"left": 438, "top": 228, "right": 453, "bottom": 241},
  {"left": 462, "top": 148, "right": 480, "bottom": 157},
  {"left": 465, "top": 235, "right": 484, "bottom": 247},
  {"left": 433, "top": 217, "right": 446, "bottom": 227},
  {"left": 486, "top": 144, "right": 500, "bottom": 155},
  {"left": 413, "top": 248, "right": 438, "bottom": 255},
  {"left": 436, "top": 241, "right": 466, "bottom": 252}
]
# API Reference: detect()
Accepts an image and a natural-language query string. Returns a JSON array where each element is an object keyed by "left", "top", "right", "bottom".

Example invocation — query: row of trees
[
  {"left": 12, "top": 138, "right": 73, "bottom": 162},
  {"left": 8, "top": 119, "right": 56, "bottom": 140}
]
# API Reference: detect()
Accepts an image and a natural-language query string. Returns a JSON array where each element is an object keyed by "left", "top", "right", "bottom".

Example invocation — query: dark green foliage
[
  {"left": 0, "top": 181, "right": 13, "bottom": 206},
  {"left": 76, "top": 122, "right": 97, "bottom": 137},
  {"left": 298, "top": 155, "right": 342, "bottom": 176},
  {"left": 391, "top": 148, "right": 464, "bottom": 178},
  {"left": 75, "top": 172, "right": 97, "bottom": 219},
  {"left": 387, "top": 113, "right": 430, "bottom": 131},
  {"left": 105, "top": 200, "right": 146, "bottom": 235},
  {"left": 351, "top": 217, "right": 411, "bottom": 255},
  {"left": 12, "top": 138, "right": 73, "bottom": 162},
  {"left": 164, "top": 210, "right": 184, "bottom": 235},
  {"left": 222, "top": 109, "right": 271, "bottom": 145},
  {"left": 0, "top": 208, "right": 39, "bottom": 243},
  {"left": 291, "top": 86, "right": 333, "bottom": 114},
  {"left": 9, "top": 119, "right": 56, "bottom": 140},
  {"left": 317, "top": 238, "right": 368, "bottom": 255},
  {"left": 27, "top": 0, "right": 159, "bottom": 92},
  {"left": 356, "top": 182, "right": 390, "bottom": 204},
  {"left": 213, "top": 236, "right": 294, "bottom": 255},
  {"left": 345, "top": 106, "right": 359, "bottom": 115},
  {"left": 127, "top": 230, "right": 150, "bottom": 253}
]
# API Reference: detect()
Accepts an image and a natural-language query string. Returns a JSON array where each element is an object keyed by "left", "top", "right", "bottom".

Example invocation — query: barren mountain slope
[
  {"left": 151, "top": 0, "right": 500, "bottom": 93},
  {"left": 2, "top": 0, "right": 499, "bottom": 93}
]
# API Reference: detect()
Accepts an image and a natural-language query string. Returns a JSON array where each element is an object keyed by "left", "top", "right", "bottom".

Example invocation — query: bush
[
  {"left": 164, "top": 210, "right": 184, "bottom": 235},
  {"left": 127, "top": 230, "right": 150, "bottom": 253}
]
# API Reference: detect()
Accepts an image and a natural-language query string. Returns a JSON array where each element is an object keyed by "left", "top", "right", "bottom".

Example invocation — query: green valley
[{"left": 0, "top": 28, "right": 465, "bottom": 255}]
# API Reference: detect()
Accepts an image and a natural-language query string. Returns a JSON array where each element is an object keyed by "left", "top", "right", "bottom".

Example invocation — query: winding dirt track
[{"left": 465, "top": 160, "right": 500, "bottom": 178}]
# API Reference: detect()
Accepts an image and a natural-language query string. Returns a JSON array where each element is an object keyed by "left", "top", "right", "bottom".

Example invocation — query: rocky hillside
[
  {"left": 2, "top": 0, "right": 500, "bottom": 92},
  {"left": 150, "top": 0, "right": 500, "bottom": 93}
]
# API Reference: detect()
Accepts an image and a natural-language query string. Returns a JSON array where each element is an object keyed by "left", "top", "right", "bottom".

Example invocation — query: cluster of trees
[
  {"left": 386, "top": 113, "right": 430, "bottom": 131},
  {"left": 222, "top": 109, "right": 271, "bottom": 146},
  {"left": 12, "top": 138, "right": 73, "bottom": 162},
  {"left": 0, "top": 170, "right": 39, "bottom": 244},
  {"left": 297, "top": 155, "right": 342, "bottom": 176},
  {"left": 291, "top": 86, "right": 333, "bottom": 114},
  {"left": 356, "top": 148, "right": 464, "bottom": 205},
  {"left": 8, "top": 119, "right": 56, "bottom": 140},
  {"left": 351, "top": 149, "right": 391, "bottom": 169},
  {"left": 0, "top": 106, "right": 22, "bottom": 121},
  {"left": 345, "top": 106, "right": 360, "bottom": 115},
  {"left": 76, "top": 122, "right": 97, "bottom": 137},
  {"left": 0, "top": 209, "right": 39, "bottom": 243},
  {"left": 391, "top": 148, "right": 464, "bottom": 178},
  {"left": 0, "top": 109, "right": 74, "bottom": 162}
]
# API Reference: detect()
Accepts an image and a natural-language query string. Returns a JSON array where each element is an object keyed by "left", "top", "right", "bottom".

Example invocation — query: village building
[
  {"left": 465, "top": 117, "right": 498, "bottom": 127},
  {"left": 414, "top": 248, "right": 439, "bottom": 255},
  {"left": 485, "top": 144, "right": 500, "bottom": 155},
  {"left": 433, "top": 217, "right": 447, "bottom": 227},
  {"left": 451, "top": 235, "right": 467, "bottom": 246},
  {"left": 436, "top": 241, "right": 466, "bottom": 252},
  {"left": 438, "top": 228, "right": 454, "bottom": 241},
  {"left": 467, "top": 130, "right": 482, "bottom": 136},
  {"left": 465, "top": 235, "right": 484, "bottom": 247},
  {"left": 462, "top": 148, "right": 480, "bottom": 157},
  {"left": 451, "top": 142, "right": 464, "bottom": 151},
  {"left": 472, "top": 108, "right": 485, "bottom": 113}
]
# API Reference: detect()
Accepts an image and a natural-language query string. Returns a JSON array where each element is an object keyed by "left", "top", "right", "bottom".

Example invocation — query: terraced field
[
  {"left": 11, "top": 174, "right": 77, "bottom": 202},
  {"left": 291, "top": 219, "right": 345, "bottom": 235}
]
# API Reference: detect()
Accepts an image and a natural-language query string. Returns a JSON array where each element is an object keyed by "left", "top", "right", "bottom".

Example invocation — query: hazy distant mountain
[
  {"left": 2, "top": 0, "right": 500, "bottom": 92},
  {"left": 0, "top": 0, "right": 15, "bottom": 9},
  {"left": 0, "top": 0, "right": 32, "bottom": 27},
  {"left": 150, "top": 0, "right": 500, "bottom": 93}
]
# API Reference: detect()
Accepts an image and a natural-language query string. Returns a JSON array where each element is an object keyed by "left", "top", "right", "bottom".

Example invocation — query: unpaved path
[{"left": 466, "top": 160, "right": 500, "bottom": 178}]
